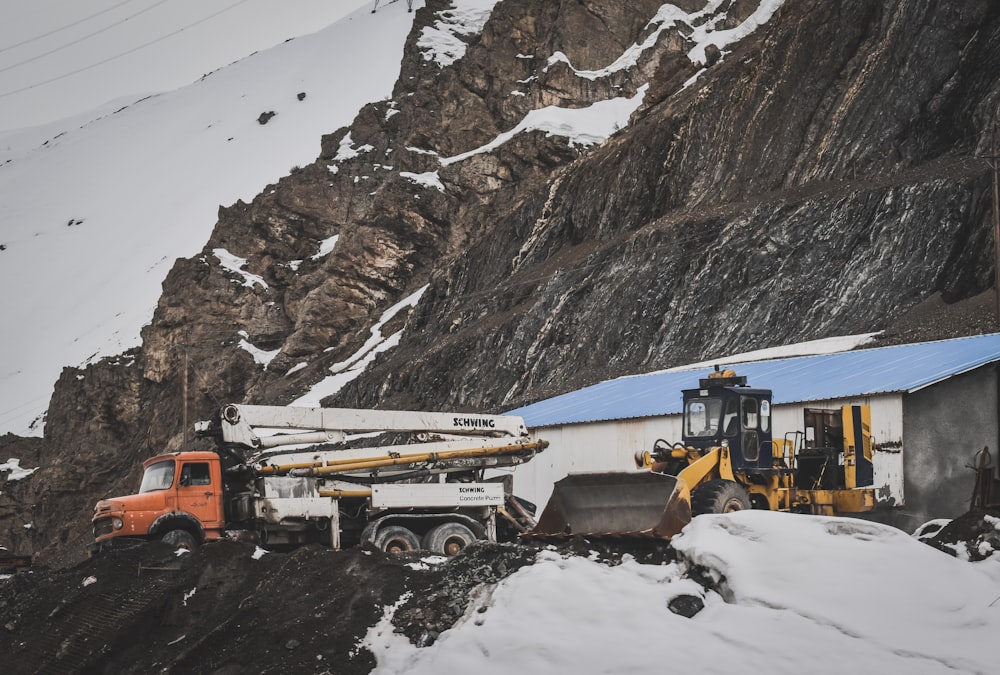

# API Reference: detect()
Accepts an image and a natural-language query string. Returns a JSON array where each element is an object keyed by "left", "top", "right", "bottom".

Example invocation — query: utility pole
[
  {"left": 992, "top": 123, "right": 1000, "bottom": 324},
  {"left": 181, "top": 337, "right": 190, "bottom": 446}
]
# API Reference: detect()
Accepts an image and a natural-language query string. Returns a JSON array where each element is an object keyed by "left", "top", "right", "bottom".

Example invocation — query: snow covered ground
[{"left": 367, "top": 511, "right": 1000, "bottom": 675}]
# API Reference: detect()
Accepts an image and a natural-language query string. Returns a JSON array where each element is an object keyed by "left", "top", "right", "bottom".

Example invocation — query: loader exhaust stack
[{"left": 526, "top": 472, "right": 692, "bottom": 540}]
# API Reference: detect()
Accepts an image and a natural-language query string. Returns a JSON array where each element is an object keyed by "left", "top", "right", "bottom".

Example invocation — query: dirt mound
[{"left": 0, "top": 540, "right": 410, "bottom": 674}]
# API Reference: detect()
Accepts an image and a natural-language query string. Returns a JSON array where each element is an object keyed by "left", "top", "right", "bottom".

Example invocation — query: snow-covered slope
[
  {"left": 0, "top": 1, "right": 373, "bottom": 132},
  {"left": 0, "top": 2, "right": 420, "bottom": 435}
]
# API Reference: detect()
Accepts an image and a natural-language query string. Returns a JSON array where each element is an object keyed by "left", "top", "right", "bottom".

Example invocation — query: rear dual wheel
[
  {"left": 373, "top": 525, "right": 421, "bottom": 554},
  {"left": 372, "top": 522, "right": 478, "bottom": 556},
  {"left": 423, "top": 523, "right": 476, "bottom": 557}
]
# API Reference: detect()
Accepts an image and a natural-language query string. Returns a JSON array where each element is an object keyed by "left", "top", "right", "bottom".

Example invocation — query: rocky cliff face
[{"left": 3, "top": 0, "right": 1000, "bottom": 566}]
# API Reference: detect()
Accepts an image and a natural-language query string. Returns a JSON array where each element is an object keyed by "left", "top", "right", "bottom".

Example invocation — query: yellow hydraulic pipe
[
  {"left": 257, "top": 461, "right": 323, "bottom": 475},
  {"left": 310, "top": 440, "right": 547, "bottom": 475},
  {"left": 270, "top": 440, "right": 548, "bottom": 476}
]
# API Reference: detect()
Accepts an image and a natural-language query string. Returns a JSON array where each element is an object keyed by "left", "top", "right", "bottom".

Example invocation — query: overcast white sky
[{"left": 0, "top": 0, "right": 373, "bottom": 132}]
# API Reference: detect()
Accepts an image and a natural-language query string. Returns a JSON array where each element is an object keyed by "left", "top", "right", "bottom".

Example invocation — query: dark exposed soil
[
  {"left": 0, "top": 540, "right": 409, "bottom": 675},
  {"left": 921, "top": 508, "right": 1000, "bottom": 561}
]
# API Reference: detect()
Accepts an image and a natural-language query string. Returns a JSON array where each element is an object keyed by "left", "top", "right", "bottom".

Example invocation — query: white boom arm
[{"left": 196, "top": 403, "right": 530, "bottom": 450}]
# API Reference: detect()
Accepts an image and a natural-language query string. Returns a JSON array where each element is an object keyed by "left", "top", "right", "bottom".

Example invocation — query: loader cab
[{"left": 682, "top": 371, "right": 773, "bottom": 471}]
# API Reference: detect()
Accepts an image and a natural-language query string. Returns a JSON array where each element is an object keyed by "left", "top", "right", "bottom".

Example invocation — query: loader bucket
[{"left": 526, "top": 472, "right": 692, "bottom": 540}]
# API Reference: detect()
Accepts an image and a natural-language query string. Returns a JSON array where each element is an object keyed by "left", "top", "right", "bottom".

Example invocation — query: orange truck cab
[{"left": 90, "top": 451, "right": 225, "bottom": 552}]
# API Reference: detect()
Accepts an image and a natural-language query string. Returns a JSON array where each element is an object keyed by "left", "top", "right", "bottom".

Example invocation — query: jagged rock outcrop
[
  {"left": 342, "top": 0, "right": 1000, "bottom": 408},
  {"left": 4, "top": 0, "right": 1000, "bottom": 565}
]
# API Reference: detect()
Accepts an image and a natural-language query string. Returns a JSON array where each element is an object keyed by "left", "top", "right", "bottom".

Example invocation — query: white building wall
[
  {"left": 508, "top": 394, "right": 905, "bottom": 512},
  {"left": 508, "top": 416, "right": 681, "bottom": 511}
]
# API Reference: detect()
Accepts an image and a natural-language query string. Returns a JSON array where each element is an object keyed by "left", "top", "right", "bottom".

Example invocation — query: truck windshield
[
  {"left": 685, "top": 398, "right": 722, "bottom": 437},
  {"left": 139, "top": 460, "right": 176, "bottom": 493}
]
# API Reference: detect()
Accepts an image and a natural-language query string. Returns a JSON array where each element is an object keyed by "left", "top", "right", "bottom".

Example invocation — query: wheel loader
[{"left": 528, "top": 369, "right": 877, "bottom": 539}]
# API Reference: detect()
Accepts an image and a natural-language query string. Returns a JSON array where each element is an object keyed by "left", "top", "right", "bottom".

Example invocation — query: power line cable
[
  {"left": 0, "top": 0, "right": 171, "bottom": 76},
  {"left": 0, "top": 0, "right": 139, "bottom": 55},
  {"left": 0, "top": 0, "right": 253, "bottom": 100}
]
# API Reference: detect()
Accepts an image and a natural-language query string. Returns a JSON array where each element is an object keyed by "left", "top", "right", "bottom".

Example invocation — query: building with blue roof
[{"left": 505, "top": 333, "right": 1000, "bottom": 532}]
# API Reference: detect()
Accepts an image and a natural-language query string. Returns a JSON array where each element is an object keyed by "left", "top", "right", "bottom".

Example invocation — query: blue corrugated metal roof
[{"left": 508, "top": 333, "right": 1000, "bottom": 429}]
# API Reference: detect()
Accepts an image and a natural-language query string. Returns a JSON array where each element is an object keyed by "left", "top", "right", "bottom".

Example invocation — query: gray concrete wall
[{"left": 901, "top": 364, "right": 999, "bottom": 532}]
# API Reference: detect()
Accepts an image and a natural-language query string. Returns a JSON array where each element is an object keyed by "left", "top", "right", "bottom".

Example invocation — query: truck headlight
[{"left": 112, "top": 517, "right": 123, "bottom": 530}]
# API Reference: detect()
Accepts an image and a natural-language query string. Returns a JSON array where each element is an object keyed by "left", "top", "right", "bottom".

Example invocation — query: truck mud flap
[{"left": 525, "top": 472, "right": 691, "bottom": 540}]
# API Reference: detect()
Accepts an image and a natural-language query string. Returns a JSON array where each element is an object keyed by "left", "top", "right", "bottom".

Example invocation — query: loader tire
[
  {"left": 373, "top": 525, "right": 421, "bottom": 555},
  {"left": 161, "top": 529, "right": 198, "bottom": 551},
  {"left": 424, "top": 522, "right": 476, "bottom": 556},
  {"left": 691, "top": 480, "right": 751, "bottom": 516}
]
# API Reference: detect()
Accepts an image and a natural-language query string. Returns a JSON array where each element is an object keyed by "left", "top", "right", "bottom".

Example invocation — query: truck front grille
[{"left": 93, "top": 517, "right": 114, "bottom": 538}]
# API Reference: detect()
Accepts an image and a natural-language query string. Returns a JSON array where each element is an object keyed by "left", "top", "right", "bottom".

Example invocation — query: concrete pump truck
[{"left": 91, "top": 404, "right": 546, "bottom": 555}]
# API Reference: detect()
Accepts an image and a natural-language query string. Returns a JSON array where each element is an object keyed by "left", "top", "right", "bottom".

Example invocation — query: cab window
[
  {"left": 743, "top": 430, "right": 760, "bottom": 461},
  {"left": 742, "top": 397, "right": 759, "bottom": 430},
  {"left": 723, "top": 397, "right": 740, "bottom": 436},
  {"left": 139, "top": 460, "right": 175, "bottom": 493},
  {"left": 685, "top": 398, "right": 721, "bottom": 437},
  {"left": 180, "top": 462, "right": 212, "bottom": 487}
]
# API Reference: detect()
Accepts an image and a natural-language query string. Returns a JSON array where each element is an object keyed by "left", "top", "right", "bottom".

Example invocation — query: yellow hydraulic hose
[
  {"left": 265, "top": 440, "right": 548, "bottom": 476},
  {"left": 257, "top": 460, "right": 323, "bottom": 475}
]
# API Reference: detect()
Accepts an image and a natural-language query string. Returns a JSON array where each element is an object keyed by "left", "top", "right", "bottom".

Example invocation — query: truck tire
[
  {"left": 373, "top": 525, "right": 420, "bottom": 554},
  {"left": 424, "top": 522, "right": 476, "bottom": 556},
  {"left": 161, "top": 529, "right": 198, "bottom": 551},
  {"left": 691, "top": 480, "right": 751, "bottom": 516}
]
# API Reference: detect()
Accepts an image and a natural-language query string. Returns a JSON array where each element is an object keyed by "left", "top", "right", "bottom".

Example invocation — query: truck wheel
[
  {"left": 691, "top": 480, "right": 751, "bottom": 516},
  {"left": 424, "top": 522, "right": 476, "bottom": 556},
  {"left": 373, "top": 525, "right": 420, "bottom": 554},
  {"left": 161, "top": 529, "right": 198, "bottom": 551}
]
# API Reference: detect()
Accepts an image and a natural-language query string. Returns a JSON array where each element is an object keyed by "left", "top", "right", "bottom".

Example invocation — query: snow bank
[
  {"left": 672, "top": 511, "right": 1000, "bottom": 674},
  {"left": 368, "top": 510, "right": 999, "bottom": 675}
]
